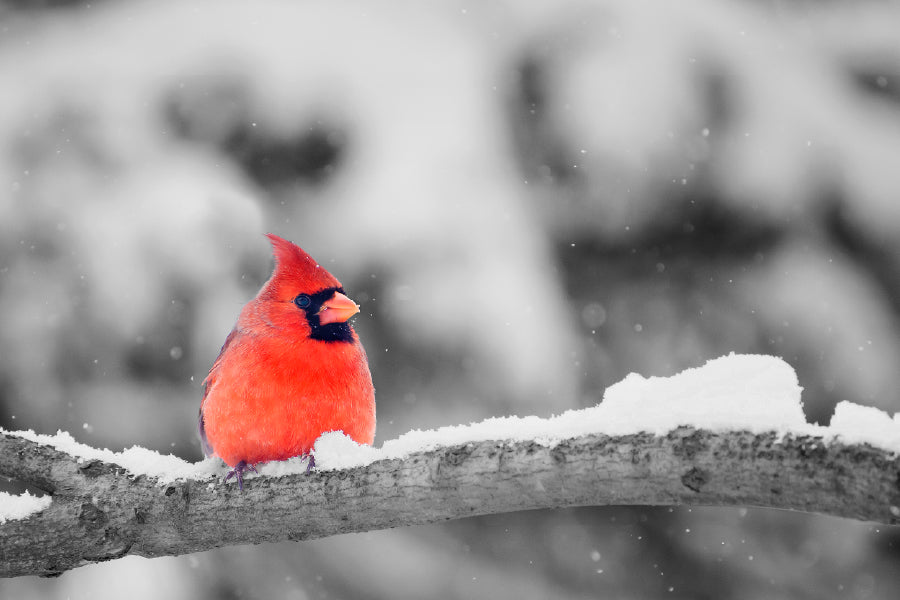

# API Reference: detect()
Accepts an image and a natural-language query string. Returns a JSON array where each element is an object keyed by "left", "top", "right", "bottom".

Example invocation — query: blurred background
[{"left": 1, "top": 0, "right": 899, "bottom": 597}]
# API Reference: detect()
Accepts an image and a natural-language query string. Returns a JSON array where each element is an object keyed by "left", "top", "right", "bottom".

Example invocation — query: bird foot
[
  {"left": 224, "top": 460, "right": 258, "bottom": 491},
  {"left": 305, "top": 454, "right": 316, "bottom": 474}
]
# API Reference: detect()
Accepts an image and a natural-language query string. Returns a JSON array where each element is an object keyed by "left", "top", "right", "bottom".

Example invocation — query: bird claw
[
  {"left": 223, "top": 455, "right": 313, "bottom": 491},
  {"left": 224, "top": 460, "right": 258, "bottom": 491}
]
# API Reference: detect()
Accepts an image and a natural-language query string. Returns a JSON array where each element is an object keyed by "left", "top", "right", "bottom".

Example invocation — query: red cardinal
[{"left": 199, "top": 234, "right": 375, "bottom": 489}]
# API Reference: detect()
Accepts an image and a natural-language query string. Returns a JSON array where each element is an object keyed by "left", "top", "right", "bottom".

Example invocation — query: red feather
[{"left": 199, "top": 234, "right": 375, "bottom": 476}]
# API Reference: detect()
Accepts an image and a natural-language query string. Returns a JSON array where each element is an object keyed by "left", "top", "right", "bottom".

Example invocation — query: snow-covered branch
[
  {"left": 2, "top": 425, "right": 899, "bottom": 578},
  {"left": 3, "top": 355, "right": 899, "bottom": 578}
]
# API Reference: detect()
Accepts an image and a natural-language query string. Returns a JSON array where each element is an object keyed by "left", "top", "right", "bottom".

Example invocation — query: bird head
[{"left": 247, "top": 233, "right": 360, "bottom": 342}]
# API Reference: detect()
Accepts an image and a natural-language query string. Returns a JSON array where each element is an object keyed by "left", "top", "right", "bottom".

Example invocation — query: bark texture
[{"left": 2, "top": 427, "right": 899, "bottom": 578}]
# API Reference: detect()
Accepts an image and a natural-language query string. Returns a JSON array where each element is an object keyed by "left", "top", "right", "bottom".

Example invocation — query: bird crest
[{"left": 261, "top": 233, "right": 342, "bottom": 300}]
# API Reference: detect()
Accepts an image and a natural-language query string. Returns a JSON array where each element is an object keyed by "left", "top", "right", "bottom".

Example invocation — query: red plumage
[{"left": 199, "top": 234, "right": 375, "bottom": 485}]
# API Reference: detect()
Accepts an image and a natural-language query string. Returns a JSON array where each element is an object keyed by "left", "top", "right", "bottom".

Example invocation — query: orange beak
[{"left": 317, "top": 291, "right": 360, "bottom": 325}]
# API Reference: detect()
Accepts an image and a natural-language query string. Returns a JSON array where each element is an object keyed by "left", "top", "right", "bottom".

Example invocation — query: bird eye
[{"left": 294, "top": 294, "right": 311, "bottom": 309}]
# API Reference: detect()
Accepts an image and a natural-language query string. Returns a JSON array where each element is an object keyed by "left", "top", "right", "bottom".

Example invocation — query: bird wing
[{"left": 198, "top": 327, "right": 239, "bottom": 456}]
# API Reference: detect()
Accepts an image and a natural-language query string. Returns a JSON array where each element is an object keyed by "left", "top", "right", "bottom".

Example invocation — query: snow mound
[
  {"left": 595, "top": 353, "right": 807, "bottom": 435},
  {"left": 3, "top": 429, "right": 221, "bottom": 485},
  {"left": 0, "top": 491, "right": 52, "bottom": 524},
  {"left": 829, "top": 401, "right": 900, "bottom": 450}
]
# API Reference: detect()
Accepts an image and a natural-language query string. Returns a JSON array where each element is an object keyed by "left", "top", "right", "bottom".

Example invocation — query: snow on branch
[
  {"left": 1, "top": 426, "right": 899, "bottom": 579},
  {"left": 1, "top": 354, "right": 899, "bottom": 578}
]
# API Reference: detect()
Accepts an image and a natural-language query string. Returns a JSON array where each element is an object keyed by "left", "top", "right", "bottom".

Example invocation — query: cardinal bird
[{"left": 199, "top": 233, "right": 375, "bottom": 489}]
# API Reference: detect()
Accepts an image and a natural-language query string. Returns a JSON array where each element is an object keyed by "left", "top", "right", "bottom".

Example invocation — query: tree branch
[{"left": 2, "top": 427, "right": 899, "bottom": 578}]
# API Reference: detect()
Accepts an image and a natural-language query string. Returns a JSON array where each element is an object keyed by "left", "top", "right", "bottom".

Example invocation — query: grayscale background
[{"left": 1, "top": 0, "right": 899, "bottom": 598}]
